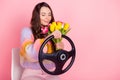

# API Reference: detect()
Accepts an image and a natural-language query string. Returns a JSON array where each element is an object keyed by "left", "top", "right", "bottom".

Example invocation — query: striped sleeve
[{"left": 20, "top": 27, "right": 42, "bottom": 62}]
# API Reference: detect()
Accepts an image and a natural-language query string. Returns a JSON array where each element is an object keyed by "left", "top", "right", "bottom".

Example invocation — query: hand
[
  {"left": 52, "top": 30, "right": 62, "bottom": 39},
  {"left": 56, "top": 41, "right": 64, "bottom": 49}
]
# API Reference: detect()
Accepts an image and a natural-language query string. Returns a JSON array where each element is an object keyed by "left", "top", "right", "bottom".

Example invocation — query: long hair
[{"left": 30, "top": 2, "right": 55, "bottom": 40}]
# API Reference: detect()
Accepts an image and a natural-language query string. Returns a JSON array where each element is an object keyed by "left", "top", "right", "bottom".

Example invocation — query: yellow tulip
[
  {"left": 58, "top": 25, "right": 62, "bottom": 30},
  {"left": 50, "top": 25, "right": 55, "bottom": 32},
  {"left": 52, "top": 22, "right": 56, "bottom": 26},
  {"left": 55, "top": 25, "right": 60, "bottom": 30},
  {"left": 63, "top": 23, "right": 69, "bottom": 30},
  {"left": 57, "top": 22, "right": 62, "bottom": 26}
]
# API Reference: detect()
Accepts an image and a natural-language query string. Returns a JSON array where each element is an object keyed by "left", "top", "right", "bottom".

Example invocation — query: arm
[
  {"left": 20, "top": 27, "right": 43, "bottom": 62},
  {"left": 20, "top": 29, "right": 63, "bottom": 62}
]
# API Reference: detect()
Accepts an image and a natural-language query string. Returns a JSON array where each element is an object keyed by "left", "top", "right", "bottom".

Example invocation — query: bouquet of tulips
[{"left": 48, "top": 21, "right": 70, "bottom": 43}]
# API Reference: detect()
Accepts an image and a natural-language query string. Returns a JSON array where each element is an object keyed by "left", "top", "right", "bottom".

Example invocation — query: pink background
[{"left": 0, "top": 0, "right": 120, "bottom": 80}]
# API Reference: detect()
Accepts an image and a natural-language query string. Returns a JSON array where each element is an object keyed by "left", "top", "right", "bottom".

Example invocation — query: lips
[{"left": 44, "top": 20, "right": 49, "bottom": 24}]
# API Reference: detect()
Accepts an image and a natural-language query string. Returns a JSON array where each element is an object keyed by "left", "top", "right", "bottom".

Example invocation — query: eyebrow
[{"left": 41, "top": 12, "right": 51, "bottom": 14}]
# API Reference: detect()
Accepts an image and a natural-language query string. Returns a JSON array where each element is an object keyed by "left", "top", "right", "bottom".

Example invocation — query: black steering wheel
[{"left": 38, "top": 35, "right": 76, "bottom": 75}]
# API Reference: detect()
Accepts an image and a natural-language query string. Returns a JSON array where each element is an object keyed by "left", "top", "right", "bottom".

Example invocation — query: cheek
[
  {"left": 40, "top": 18, "right": 44, "bottom": 23},
  {"left": 50, "top": 17, "right": 52, "bottom": 21},
  {"left": 47, "top": 16, "right": 52, "bottom": 20},
  {"left": 48, "top": 16, "right": 52, "bottom": 21}
]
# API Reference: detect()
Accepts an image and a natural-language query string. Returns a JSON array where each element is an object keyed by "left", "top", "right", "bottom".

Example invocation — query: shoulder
[
  {"left": 21, "top": 27, "right": 32, "bottom": 33},
  {"left": 20, "top": 27, "right": 34, "bottom": 43},
  {"left": 21, "top": 27, "right": 32, "bottom": 36}
]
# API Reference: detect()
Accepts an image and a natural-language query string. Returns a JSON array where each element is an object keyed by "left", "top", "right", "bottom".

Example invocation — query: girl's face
[{"left": 40, "top": 6, "right": 52, "bottom": 26}]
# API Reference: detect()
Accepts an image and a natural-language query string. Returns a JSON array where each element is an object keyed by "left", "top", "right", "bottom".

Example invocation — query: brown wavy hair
[{"left": 30, "top": 2, "right": 55, "bottom": 40}]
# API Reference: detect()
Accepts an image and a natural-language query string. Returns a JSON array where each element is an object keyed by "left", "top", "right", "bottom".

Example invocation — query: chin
[
  {"left": 44, "top": 22, "right": 49, "bottom": 25},
  {"left": 43, "top": 24, "right": 48, "bottom": 26}
]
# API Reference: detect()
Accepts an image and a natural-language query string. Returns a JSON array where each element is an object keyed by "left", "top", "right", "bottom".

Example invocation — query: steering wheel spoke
[
  {"left": 54, "top": 61, "right": 65, "bottom": 74},
  {"left": 41, "top": 53, "right": 56, "bottom": 62},
  {"left": 67, "top": 50, "right": 74, "bottom": 59}
]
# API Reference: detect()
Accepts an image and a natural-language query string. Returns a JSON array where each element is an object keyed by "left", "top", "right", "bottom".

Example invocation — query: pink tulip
[{"left": 41, "top": 26, "right": 49, "bottom": 34}]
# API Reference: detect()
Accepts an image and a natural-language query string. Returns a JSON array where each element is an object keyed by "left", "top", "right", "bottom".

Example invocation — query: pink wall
[{"left": 0, "top": 0, "right": 120, "bottom": 80}]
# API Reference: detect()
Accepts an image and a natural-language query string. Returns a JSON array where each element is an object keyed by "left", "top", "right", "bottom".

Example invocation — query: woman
[{"left": 20, "top": 2, "right": 63, "bottom": 80}]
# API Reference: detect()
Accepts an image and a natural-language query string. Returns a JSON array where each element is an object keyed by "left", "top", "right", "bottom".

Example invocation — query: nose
[{"left": 45, "top": 15, "right": 49, "bottom": 19}]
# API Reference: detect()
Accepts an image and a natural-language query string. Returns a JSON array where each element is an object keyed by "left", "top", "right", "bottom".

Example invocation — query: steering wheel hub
[{"left": 60, "top": 53, "right": 66, "bottom": 61}]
